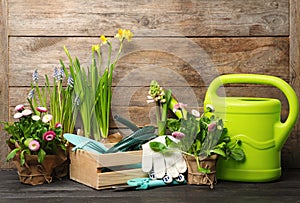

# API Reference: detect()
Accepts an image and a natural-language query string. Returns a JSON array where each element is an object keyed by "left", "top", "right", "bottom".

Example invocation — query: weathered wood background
[{"left": 1, "top": 0, "right": 299, "bottom": 168}]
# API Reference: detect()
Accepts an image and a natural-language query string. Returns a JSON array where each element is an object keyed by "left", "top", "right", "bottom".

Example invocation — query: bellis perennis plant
[{"left": 2, "top": 104, "right": 66, "bottom": 166}]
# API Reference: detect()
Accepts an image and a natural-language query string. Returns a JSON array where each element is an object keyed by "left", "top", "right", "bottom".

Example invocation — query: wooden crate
[{"left": 69, "top": 149, "right": 148, "bottom": 190}]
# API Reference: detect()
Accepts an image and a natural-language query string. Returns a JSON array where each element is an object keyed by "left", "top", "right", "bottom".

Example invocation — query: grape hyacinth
[
  {"left": 53, "top": 66, "right": 65, "bottom": 81},
  {"left": 27, "top": 89, "right": 35, "bottom": 100},
  {"left": 32, "top": 69, "right": 39, "bottom": 83},
  {"left": 67, "top": 75, "right": 74, "bottom": 88}
]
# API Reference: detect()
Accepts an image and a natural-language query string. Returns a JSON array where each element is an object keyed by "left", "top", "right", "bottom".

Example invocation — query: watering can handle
[{"left": 205, "top": 74, "right": 299, "bottom": 149}]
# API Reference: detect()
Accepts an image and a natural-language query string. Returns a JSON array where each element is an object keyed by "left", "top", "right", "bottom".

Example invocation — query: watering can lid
[{"left": 209, "top": 97, "right": 281, "bottom": 114}]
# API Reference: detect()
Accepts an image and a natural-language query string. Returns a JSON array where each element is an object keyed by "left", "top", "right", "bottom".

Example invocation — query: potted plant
[
  {"left": 147, "top": 81, "right": 245, "bottom": 188},
  {"left": 1, "top": 104, "right": 67, "bottom": 185}
]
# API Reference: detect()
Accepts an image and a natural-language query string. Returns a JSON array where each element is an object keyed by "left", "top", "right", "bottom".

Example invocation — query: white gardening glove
[{"left": 142, "top": 136, "right": 187, "bottom": 180}]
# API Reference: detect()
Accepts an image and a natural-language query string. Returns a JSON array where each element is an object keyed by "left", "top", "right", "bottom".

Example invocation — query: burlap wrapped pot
[
  {"left": 13, "top": 152, "right": 67, "bottom": 186},
  {"left": 183, "top": 154, "right": 218, "bottom": 189}
]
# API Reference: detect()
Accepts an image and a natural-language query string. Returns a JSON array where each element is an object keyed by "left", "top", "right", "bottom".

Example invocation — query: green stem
[
  {"left": 107, "top": 42, "right": 112, "bottom": 69},
  {"left": 113, "top": 40, "right": 124, "bottom": 64},
  {"left": 97, "top": 48, "right": 102, "bottom": 75},
  {"left": 58, "top": 81, "right": 63, "bottom": 122},
  {"left": 195, "top": 156, "right": 201, "bottom": 170}
]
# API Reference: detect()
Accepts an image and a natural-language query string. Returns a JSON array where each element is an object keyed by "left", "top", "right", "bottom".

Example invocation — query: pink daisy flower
[
  {"left": 55, "top": 123, "right": 62, "bottom": 128},
  {"left": 15, "top": 104, "right": 25, "bottom": 112},
  {"left": 28, "top": 140, "right": 40, "bottom": 151},
  {"left": 42, "top": 114, "right": 53, "bottom": 123},
  {"left": 191, "top": 109, "right": 200, "bottom": 118},
  {"left": 32, "top": 115, "right": 41, "bottom": 121},
  {"left": 36, "top": 106, "right": 47, "bottom": 113},
  {"left": 43, "top": 131, "right": 56, "bottom": 141},
  {"left": 13, "top": 112, "right": 23, "bottom": 119},
  {"left": 22, "top": 109, "right": 33, "bottom": 116}
]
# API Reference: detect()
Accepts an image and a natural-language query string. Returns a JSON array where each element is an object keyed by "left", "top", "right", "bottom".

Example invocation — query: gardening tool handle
[{"left": 205, "top": 74, "right": 299, "bottom": 149}]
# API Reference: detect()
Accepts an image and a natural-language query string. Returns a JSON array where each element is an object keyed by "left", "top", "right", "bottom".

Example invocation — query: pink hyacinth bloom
[
  {"left": 172, "top": 131, "right": 185, "bottom": 140},
  {"left": 13, "top": 112, "right": 23, "bottom": 119},
  {"left": 15, "top": 104, "right": 25, "bottom": 112},
  {"left": 28, "top": 140, "right": 40, "bottom": 151},
  {"left": 208, "top": 122, "right": 217, "bottom": 132},
  {"left": 43, "top": 131, "right": 56, "bottom": 141},
  {"left": 22, "top": 109, "right": 33, "bottom": 116},
  {"left": 42, "top": 114, "right": 53, "bottom": 123},
  {"left": 55, "top": 123, "right": 62, "bottom": 128},
  {"left": 36, "top": 106, "right": 47, "bottom": 113}
]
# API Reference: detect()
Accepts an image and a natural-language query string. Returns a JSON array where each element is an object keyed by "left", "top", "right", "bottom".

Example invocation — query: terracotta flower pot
[
  {"left": 13, "top": 152, "right": 67, "bottom": 186},
  {"left": 183, "top": 154, "right": 218, "bottom": 189}
]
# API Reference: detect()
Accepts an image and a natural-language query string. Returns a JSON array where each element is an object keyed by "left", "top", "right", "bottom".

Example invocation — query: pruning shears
[{"left": 113, "top": 177, "right": 186, "bottom": 191}]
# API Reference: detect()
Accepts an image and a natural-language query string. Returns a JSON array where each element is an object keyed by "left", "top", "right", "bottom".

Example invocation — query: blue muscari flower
[
  {"left": 53, "top": 67, "right": 59, "bottom": 80},
  {"left": 32, "top": 69, "right": 39, "bottom": 83},
  {"left": 59, "top": 67, "right": 65, "bottom": 81},
  {"left": 27, "top": 89, "right": 35, "bottom": 100},
  {"left": 67, "top": 76, "right": 74, "bottom": 88},
  {"left": 53, "top": 66, "right": 65, "bottom": 81}
]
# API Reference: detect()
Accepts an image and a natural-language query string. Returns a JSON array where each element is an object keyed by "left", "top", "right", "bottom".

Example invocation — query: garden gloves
[{"left": 142, "top": 136, "right": 187, "bottom": 183}]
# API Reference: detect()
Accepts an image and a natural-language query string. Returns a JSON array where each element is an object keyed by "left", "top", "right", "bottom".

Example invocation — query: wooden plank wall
[
  {"left": 1, "top": 0, "right": 299, "bottom": 168},
  {"left": 0, "top": 0, "right": 9, "bottom": 168}
]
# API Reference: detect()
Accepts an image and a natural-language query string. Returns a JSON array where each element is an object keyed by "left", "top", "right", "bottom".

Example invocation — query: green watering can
[{"left": 204, "top": 74, "right": 299, "bottom": 182}]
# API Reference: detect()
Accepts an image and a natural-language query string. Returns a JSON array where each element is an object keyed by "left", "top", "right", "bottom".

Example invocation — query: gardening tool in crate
[
  {"left": 63, "top": 117, "right": 157, "bottom": 190},
  {"left": 204, "top": 74, "right": 299, "bottom": 182}
]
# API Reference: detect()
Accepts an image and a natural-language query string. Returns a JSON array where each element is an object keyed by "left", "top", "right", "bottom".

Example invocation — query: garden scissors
[{"left": 113, "top": 177, "right": 186, "bottom": 191}]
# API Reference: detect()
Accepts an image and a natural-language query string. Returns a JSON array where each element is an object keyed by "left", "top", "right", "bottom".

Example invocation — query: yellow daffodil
[
  {"left": 92, "top": 44, "right": 100, "bottom": 52},
  {"left": 100, "top": 35, "right": 108, "bottom": 45},
  {"left": 115, "top": 29, "right": 133, "bottom": 42},
  {"left": 115, "top": 29, "right": 124, "bottom": 41},
  {"left": 124, "top": 29, "right": 133, "bottom": 42}
]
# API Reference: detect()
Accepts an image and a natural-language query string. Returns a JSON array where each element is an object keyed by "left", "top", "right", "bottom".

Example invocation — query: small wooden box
[{"left": 69, "top": 149, "right": 147, "bottom": 190}]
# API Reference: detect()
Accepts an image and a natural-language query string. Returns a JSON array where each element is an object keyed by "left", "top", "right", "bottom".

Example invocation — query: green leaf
[
  {"left": 6, "top": 148, "right": 20, "bottom": 161},
  {"left": 20, "top": 150, "right": 26, "bottom": 166},
  {"left": 149, "top": 141, "right": 167, "bottom": 153},
  {"left": 165, "top": 136, "right": 177, "bottom": 148},
  {"left": 157, "top": 120, "right": 167, "bottom": 136},
  {"left": 38, "top": 149, "right": 46, "bottom": 163},
  {"left": 195, "top": 139, "right": 201, "bottom": 152},
  {"left": 210, "top": 148, "right": 226, "bottom": 157},
  {"left": 167, "top": 118, "right": 181, "bottom": 132},
  {"left": 230, "top": 148, "right": 245, "bottom": 161},
  {"left": 60, "top": 143, "right": 66, "bottom": 152},
  {"left": 197, "top": 166, "right": 211, "bottom": 174},
  {"left": 222, "top": 135, "right": 231, "bottom": 143}
]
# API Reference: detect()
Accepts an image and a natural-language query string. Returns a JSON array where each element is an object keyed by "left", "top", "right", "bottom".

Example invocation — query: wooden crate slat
[{"left": 69, "top": 149, "right": 147, "bottom": 190}]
